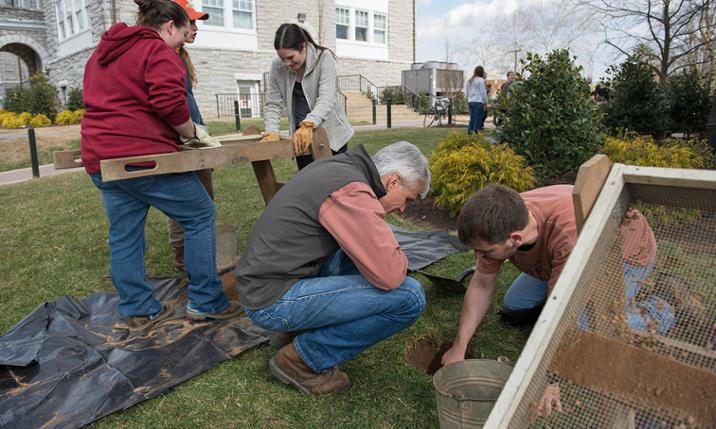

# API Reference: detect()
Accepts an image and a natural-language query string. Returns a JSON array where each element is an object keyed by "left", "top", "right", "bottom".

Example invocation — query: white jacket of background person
[
  {"left": 264, "top": 43, "right": 354, "bottom": 152},
  {"left": 465, "top": 76, "right": 489, "bottom": 104}
]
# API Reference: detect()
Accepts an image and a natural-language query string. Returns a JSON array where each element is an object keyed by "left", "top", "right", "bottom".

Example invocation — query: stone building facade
[{"left": 0, "top": 0, "right": 415, "bottom": 117}]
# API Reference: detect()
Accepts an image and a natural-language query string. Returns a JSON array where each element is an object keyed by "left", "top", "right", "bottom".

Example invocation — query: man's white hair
[{"left": 372, "top": 141, "right": 431, "bottom": 198}]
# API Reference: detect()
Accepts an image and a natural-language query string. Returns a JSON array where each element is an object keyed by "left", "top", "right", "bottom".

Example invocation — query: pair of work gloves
[
  {"left": 259, "top": 121, "right": 315, "bottom": 156},
  {"left": 180, "top": 123, "right": 221, "bottom": 149}
]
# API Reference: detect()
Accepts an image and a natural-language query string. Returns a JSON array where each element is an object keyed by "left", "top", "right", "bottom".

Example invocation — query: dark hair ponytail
[
  {"left": 135, "top": 0, "right": 189, "bottom": 30},
  {"left": 274, "top": 23, "right": 335, "bottom": 59}
]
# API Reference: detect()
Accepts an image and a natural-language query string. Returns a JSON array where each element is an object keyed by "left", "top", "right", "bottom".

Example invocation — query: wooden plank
[
  {"left": 309, "top": 126, "right": 332, "bottom": 159},
  {"left": 51, "top": 133, "right": 264, "bottom": 170},
  {"left": 251, "top": 160, "right": 279, "bottom": 205},
  {"left": 100, "top": 139, "right": 294, "bottom": 182},
  {"left": 573, "top": 154, "right": 613, "bottom": 233},
  {"left": 52, "top": 149, "right": 83, "bottom": 169},
  {"left": 623, "top": 165, "right": 716, "bottom": 189},
  {"left": 550, "top": 330, "right": 716, "bottom": 424}
]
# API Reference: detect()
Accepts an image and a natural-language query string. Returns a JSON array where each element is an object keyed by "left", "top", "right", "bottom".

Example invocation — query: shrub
[
  {"left": 66, "top": 87, "right": 84, "bottom": 111},
  {"left": 500, "top": 49, "right": 604, "bottom": 183},
  {"left": 71, "top": 109, "right": 84, "bottom": 123},
  {"left": 601, "top": 133, "right": 704, "bottom": 169},
  {"left": 450, "top": 92, "right": 468, "bottom": 115},
  {"left": 55, "top": 109, "right": 83, "bottom": 125},
  {"left": 602, "top": 133, "right": 706, "bottom": 226},
  {"left": 430, "top": 132, "right": 536, "bottom": 215},
  {"left": 666, "top": 68, "right": 710, "bottom": 138},
  {"left": 2, "top": 113, "right": 25, "bottom": 128},
  {"left": 30, "top": 114, "right": 51, "bottom": 127},
  {"left": 18, "top": 112, "right": 32, "bottom": 126},
  {"left": 413, "top": 91, "right": 430, "bottom": 114},
  {"left": 604, "top": 55, "right": 667, "bottom": 137},
  {"left": 4, "top": 86, "right": 31, "bottom": 113},
  {"left": 28, "top": 72, "right": 60, "bottom": 120},
  {"left": 379, "top": 86, "right": 405, "bottom": 104}
]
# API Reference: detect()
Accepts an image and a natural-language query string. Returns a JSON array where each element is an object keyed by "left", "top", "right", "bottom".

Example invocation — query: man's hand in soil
[
  {"left": 536, "top": 383, "right": 563, "bottom": 417},
  {"left": 441, "top": 344, "right": 466, "bottom": 366}
]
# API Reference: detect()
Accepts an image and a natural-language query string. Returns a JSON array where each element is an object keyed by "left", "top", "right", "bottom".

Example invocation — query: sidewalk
[{"left": 0, "top": 163, "right": 84, "bottom": 186}]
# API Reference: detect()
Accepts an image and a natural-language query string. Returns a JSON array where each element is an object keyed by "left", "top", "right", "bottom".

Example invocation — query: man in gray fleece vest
[{"left": 236, "top": 142, "right": 430, "bottom": 395}]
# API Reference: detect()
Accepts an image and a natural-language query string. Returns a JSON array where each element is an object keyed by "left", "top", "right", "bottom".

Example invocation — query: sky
[{"left": 415, "top": 0, "right": 623, "bottom": 81}]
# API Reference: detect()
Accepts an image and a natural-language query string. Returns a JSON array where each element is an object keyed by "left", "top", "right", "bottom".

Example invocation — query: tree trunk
[{"left": 709, "top": 93, "right": 716, "bottom": 153}]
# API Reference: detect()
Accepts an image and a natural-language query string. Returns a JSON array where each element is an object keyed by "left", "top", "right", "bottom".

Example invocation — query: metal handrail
[
  {"left": 215, "top": 92, "right": 266, "bottom": 118},
  {"left": 376, "top": 85, "right": 429, "bottom": 114},
  {"left": 337, "top": 74, "right": 380, "bottom": 100}
]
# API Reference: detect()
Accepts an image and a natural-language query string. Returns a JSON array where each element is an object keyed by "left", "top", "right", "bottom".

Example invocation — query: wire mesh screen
[{"left": 505, "top": 184, "right": 716, "bottom": 428}]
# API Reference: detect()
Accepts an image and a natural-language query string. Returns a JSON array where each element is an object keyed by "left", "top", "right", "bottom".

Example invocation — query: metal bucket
[
  {"left": 215, "top": 224, "right": 238, "bottom": 272},
  {"left": 432, "top": 359, "right": 512, "bottom": 429}
]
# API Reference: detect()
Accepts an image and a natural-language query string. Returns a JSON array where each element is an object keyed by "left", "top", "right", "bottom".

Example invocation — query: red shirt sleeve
[
  {"left": 145, "top": 47, "right": 189, "bottom": 126},
  {"left": 318, "top": 181, "right": 408, "bottom": 290}
]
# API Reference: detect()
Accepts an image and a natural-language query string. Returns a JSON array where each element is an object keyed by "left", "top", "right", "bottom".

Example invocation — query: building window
[
  {"left": 203, "top": 0, "right": 224, "bottom": 26},
  {"left": 202, "top": 0, "right": 254, "bottom": 30},
  {"left": 373, "top": 13, "right": 386, "bottom": 44},
  {"left": 354, "top": 10, "right": 368, "bottom": 42},
  {"left": 55, "top": 0, "right": 88, "bottom": 41},
  {"left": 232, "top": 0, "right": 253, "bottom": 29},
  {"left": 15, "top": 0, "right": 43, "bottom": 10},
  {"left": 336, "top": 7, "right": 349, "bottom": 40}
]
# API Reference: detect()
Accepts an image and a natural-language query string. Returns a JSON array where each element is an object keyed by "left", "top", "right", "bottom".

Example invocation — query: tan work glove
[
  {"left": 292, "top": 121, "right": 315, "bottom": 155},
  {"left": 259, "top": 131, "right": 280, "bottom": 143},
  {"left": 182, "top": 124, "right": 221, "bottom": 149}
]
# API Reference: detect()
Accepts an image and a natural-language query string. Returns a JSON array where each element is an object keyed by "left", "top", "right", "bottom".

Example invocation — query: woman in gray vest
[{"left": 259, "top": 23, "right": 354, "bottom": 170}]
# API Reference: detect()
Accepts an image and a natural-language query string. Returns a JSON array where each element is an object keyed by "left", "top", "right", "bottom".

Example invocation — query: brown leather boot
[
  {"left": 269, "top": 331, "right": 299, "bottom": 349},
  {"left": 269, "top": 343, "right": 351, "bottom": 395}
]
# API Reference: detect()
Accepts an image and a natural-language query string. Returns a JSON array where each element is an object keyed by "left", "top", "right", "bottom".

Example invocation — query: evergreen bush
[
  {"left": 28, "top": 72, "right": 60, "bottom": 120},
  {"left": 66, "top": 87, "right": 84, "bottom": 111},
  {"left": 450, "top": 92, "right": 468, "bottom": 115},
  {"left": 430, "top": 132, "right": 535, "bottom": 215},
  {"left": 604, "top": 55, "right": 667, "bottom": 137},
  {"left": 4, "top": 86, "right": 31, "bottom": 114},
  {"left": 499, "top": 49, "right": 604, "bottom": 183},
  {"left": 666, "top": 68, "right": 710, "bottom": 138}
]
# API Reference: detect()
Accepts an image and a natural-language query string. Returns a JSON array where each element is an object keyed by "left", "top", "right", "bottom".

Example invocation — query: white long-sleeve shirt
[{"left": 465, "top": 77, "right": 489, "bottom": 104}]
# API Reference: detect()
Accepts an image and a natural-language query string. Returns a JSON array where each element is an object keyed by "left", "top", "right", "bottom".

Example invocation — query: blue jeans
[
  {"left": 90, "top": 171, "right": 229, "bottom": 318},
  {"left": 246, "top": 250, "right": 426, "bottom": 372},
  {"left": 503, "top": 260, "right": 673, "bottom": 333},
  {"left": 468, "top": 102, "right": 486, "bottom": 133}
]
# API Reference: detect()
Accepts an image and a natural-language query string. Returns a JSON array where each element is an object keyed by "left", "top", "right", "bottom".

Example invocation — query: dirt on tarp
[{"left": 0, "top": 276, "right": 270, "bottom": 429}]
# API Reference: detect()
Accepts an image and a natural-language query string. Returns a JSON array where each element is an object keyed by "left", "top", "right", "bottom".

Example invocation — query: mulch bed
[{"left": 401, "top": 195, "right": 457, "bottom": 231}]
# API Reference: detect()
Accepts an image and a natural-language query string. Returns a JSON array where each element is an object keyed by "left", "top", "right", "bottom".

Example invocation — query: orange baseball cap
[{"left": 174, "top": 0, "right": 209, "bottom": 20}]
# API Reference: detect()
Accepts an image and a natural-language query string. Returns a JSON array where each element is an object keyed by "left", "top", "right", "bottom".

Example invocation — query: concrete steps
[{"left": 343, "top": 90, "right": 422, "bottom": 123}]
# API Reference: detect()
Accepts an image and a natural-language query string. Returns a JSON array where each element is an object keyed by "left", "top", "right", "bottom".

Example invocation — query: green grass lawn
[{"left": 0, "top": 127, "right": 530, "bottom": 428}]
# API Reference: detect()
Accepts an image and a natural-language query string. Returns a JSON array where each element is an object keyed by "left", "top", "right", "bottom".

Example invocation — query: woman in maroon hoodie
[{"left": 81, "top": 0, "right": 241, "bottom": 334}]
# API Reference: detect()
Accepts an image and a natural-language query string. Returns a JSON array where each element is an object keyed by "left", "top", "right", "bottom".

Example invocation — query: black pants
[{"left": 296, "top": 144, "right": 348, "bottom": 170}]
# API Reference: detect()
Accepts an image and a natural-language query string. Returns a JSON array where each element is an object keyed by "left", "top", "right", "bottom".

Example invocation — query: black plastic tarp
[{"left": 0, "top": 228, "right": 467, "bottom": 429}]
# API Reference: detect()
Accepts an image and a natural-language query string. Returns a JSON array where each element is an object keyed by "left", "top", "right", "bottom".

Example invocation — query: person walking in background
[
  {"left": 259, "top": 23, "right": 354, "bottom": 170},
  {"left": 465, "top": 66, "right": 489, "bottom": 134},
  {"left": 501, "top": 71, "right": 516, "bottom": 98},
  {"left": 167, "top": 0, "right": 213, "bottom": 273},
  {"left": 81, "top": 0, "right": 241, "bottom": 334}
]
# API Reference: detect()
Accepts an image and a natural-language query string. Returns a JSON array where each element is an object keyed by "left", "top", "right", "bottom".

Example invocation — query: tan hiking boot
[
  {"left": 112, "top": 302, "right": 175, "bottom": 334},
  {"left": 269, "top": 331, "right": 299, "bottom": 349},
  {"left": 185, "top": 300, "right": 243, "bottom": 321},
  {"left": 269, "top": 343, "right": 351, "bottom": 395}
]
